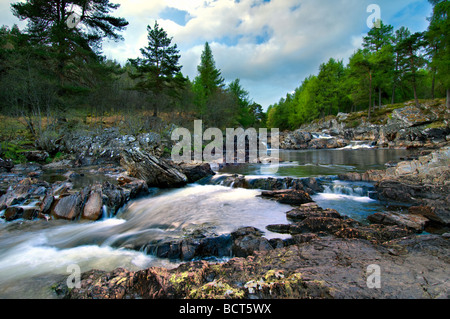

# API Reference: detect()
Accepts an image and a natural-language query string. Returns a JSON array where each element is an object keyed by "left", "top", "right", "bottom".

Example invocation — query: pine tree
[
  {"left": 348, "top": 49, "right": 375, "bottom": 119},
  {"left": 128, "top": 21, "right": 183, "bottom": 117},
  {"left": 11, "top": 0, "right": 128, "bottom": 88},
  {"left": 362, "top": 21, "right": 394, "bottom": 108},
  {"left": 427, "top": 0, "right": 450, "bottom": 108},
  {"left": 396, "top": 31, "right": 427, "bottom": 108},
  {"left": 193, "top": 42, "right": 224, "bottom": 119},
  {"left": 392, "top": 26, "right": 411, "bottom": 103}
]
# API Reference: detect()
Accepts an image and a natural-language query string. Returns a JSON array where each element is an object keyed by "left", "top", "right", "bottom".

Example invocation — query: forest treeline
[
  {"left": 0, "top": 0, "right": 265, "bottom": 146},
  {"left": 267, "top": 0, "right": 449, "bottom": 131},
  {"left": 0, "top": 0, "right": 448, "bottom": 143}
]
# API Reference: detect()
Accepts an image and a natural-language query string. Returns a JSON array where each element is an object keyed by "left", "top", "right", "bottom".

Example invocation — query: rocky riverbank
[
  {"left": 1, "top": 122, "right": 449, "bottom": 299},
  {"left": 53, "top": 145, "right": 450, "bottom": 299},
  {"left": 0, "top": 129, "right": 216, "bottom": 223},
  {"left": 279, "top": 100, "right": 450, "bottom": 150}
]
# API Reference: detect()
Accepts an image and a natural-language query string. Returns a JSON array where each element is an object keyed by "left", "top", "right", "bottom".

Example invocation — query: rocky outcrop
[
  {"left": 367, "top": 211, "right": 429, "bottom": 232},
  {"left": 280, "top": 130, "right": 349, "bottom": 150},
  {"left": 56, "top": 233, "right": 450, "bottom": 299},
  {"left": 206, "top": 174, "right": 325, "bottom": 194},
  {"left": 266, "top": 202, "right": 413, "bottom": 243},
  {"left": 259, "top": 189, "right": 313, "bottom": 205},
  {"left": 280, "top": 101, "right": 450, "bottom": 150},
  {"left": 0, "top": 173, "right": 149, "bottom": 222},
  {"left": 375, "top": 147, "right": 450, "bottom": 226},
  {"left": 59, "top": 128, "right": 164, "bottom": 166},
  {"left": 175, "top": 163, "right": 215, "bottom": 183},
  {"left": 120, "top": 148, "right": 188, "bottom": 188},
  {"left": 338, "top": 147, "right": 450, "bottom": 227}
]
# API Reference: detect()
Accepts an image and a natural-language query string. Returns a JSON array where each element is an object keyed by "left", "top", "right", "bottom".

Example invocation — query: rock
[
  {"left": 120, "top": 148, "right": 188, "bottom": 188},
  {"left": 376, "top": 180, "right": 424, "bottom": 203},
  {"left": 3, "top": 206, "right": 24, "bottom": 221},
  {"left": 39, "top": 194, "right": 54, "bottom": 214},
  {"left": 259, "top": 189, "right": 313, "bottom": 206},
  {"left": 51, "top": 181, "right": 73, "bottom": 197},
  {"left": 23, "top": 150, "right": 49, "bottom": 163},
  {"left": 367, "top": 211, "right": 429, "bottom": 232},
  {"left": 119, "top": 177, "right": 149, "bottom": 201},
  {"left": 22, "top": 207, "right": 39, "bottom": 220},
  {"left": 286, "top": 204, "right": 341, "bottom": 222},
  {"left": 176, "top": 163, "right": 215, "bottom": 183},
  {"left": 279, "top": 130, "right": 313, "bottom": 149},
  {"left": 390, "top": 105, "right": 436, "bottom": 127},
  {"left": 308, "top": 137, "right": 348, "bottom": 149},
  {"left": 101, "top": 182, "right": 125, "bottom": 216},
  {"left": 231, "top": 227, "right": 274, "bottom": 257},
  {"left": 82, "top": 185, "right": 103, "bottom": 221},
  {"left": 52, "top": 193, "right": 86, "bottom": 220},
  {"left": 61, "top": 128, "right": 163, "bottom": 166},
  {"left": 0, "top": 158, "right": 14, "bottom": 172},
  {"left": 408, "top": 205, "right": 450, "bottom": 226},
  {"left": 59, "top": 234, "right": 450, "bottom": 300}
]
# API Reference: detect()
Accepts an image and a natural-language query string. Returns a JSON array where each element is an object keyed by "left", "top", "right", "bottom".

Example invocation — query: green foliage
[
  {"left": 128, "top": 21, "right": 184, "bottom": 117},
  {"left": 267, "top": 15, "right": 444, "bottom": 130},
  {"left": 0, "top": 141, "right": 27, "bottom": 163}
]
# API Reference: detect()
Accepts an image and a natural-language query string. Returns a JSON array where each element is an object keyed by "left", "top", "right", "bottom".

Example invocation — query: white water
[
  {"left": 312, "top": 132, "right": 333, "bottom": 139},
  {"left": 339, "top": 141, "right": 375, "bottom": 150},
  {"left": 0, "top": 184, "right": 292, "bottom": 298},
  {"left": 312, "top": 180, "right": 382, "bottom": 222}
]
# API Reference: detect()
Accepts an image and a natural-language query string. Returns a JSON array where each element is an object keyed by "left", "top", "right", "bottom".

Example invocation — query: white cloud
[{"left": 1, "top": 0, "right": 433, "bottom": 108}]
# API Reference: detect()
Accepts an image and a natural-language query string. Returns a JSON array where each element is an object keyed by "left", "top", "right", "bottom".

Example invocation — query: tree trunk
[
  {"left": 431, "top": 68, "right": 436, "bottom": 100},
  {"left": 379, "top": 87, "right": 382, "bottom": 109},
  {"left": 368, "top": 71, "right": 372, "bottom": 119},
  {"left": 413, "top": 80, "right": 419, "bottom": 108},
  {"left": 391, "top": 84, "right": 396, "bottom": 105},
  {"left": 447, "top": 88, "right": 450, "bottom": 109}
]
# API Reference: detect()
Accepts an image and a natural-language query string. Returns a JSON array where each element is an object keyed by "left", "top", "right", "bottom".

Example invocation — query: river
[{"left": 0, "top": 146, "right": 412, "bottom": 298}]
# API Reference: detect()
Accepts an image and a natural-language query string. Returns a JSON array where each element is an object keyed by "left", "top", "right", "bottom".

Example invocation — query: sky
[{"left": 0, "top": 0, "right": 433, "bottom": 109}]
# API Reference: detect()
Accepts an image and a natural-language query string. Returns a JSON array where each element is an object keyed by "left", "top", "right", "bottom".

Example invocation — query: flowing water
[{"left": 0, "top": 147, "right": 413, "bottom": 298}]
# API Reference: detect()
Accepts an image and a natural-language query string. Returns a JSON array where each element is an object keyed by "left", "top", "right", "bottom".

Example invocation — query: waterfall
[{"left": 314, "top": 180, "right": 377, "bottom": 203}]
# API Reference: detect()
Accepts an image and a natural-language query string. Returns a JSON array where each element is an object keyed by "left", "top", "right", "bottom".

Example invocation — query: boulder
[
  {"left": 52, "top": 192, "right": 86, "bottom": 220},
  {"left": 0, "top": 158, "right": 14, "bottom": 172},
  {"left": 368, "top": 211, "right": 429, "bottom": 232},
  {"left": 259, "top": 189, "right": 313, "bottom": 206},
  {"left": 3, "top": 206, "right": 24, "bottom": 221},
  {"left": 39, "top": 194, "right": 54, "bottom": 214},
  {"left": 176, "top": 163, "right": 215, "bottom": 183},
  {"left": 101, "top": 182, "right": 126, "bottom": 215},
  {"left": 390, "top": 105, "right": 436, "bottom": 127},
  {"left": 120, "top": 148, "right": 188, "bottom": 188},
  {"left": 82, "top": 185, "right": 103, "bottom": 220},
  {"left": 23, "top": 150, "right": 49, "bottom": 163},
  {"left": 408, "top": 205, "right": 450, "bottom": 226},
  {"left": 231, "top": 227, "right": 273, "bottom": 257},
  {"left": 286, "top": 204, "right": 341, "bottom": 222}
]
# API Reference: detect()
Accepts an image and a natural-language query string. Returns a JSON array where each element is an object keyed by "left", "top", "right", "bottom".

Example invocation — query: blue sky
[{"left": 1, "top": 0, "right": 433, "bottom": 109}]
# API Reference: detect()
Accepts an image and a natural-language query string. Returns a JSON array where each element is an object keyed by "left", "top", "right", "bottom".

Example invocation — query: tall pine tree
[
  {"left": 193, "top": 42, "right": 224, "bottom": 119},
  {"left": 11, "top": 0, "right": 128, "bottom": 90},
  {"left": 128, "top": 21, "right": 183, "bottom": 117},
  {"left": 427, "top": 0, "right": 450, "bottom": 108}
]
